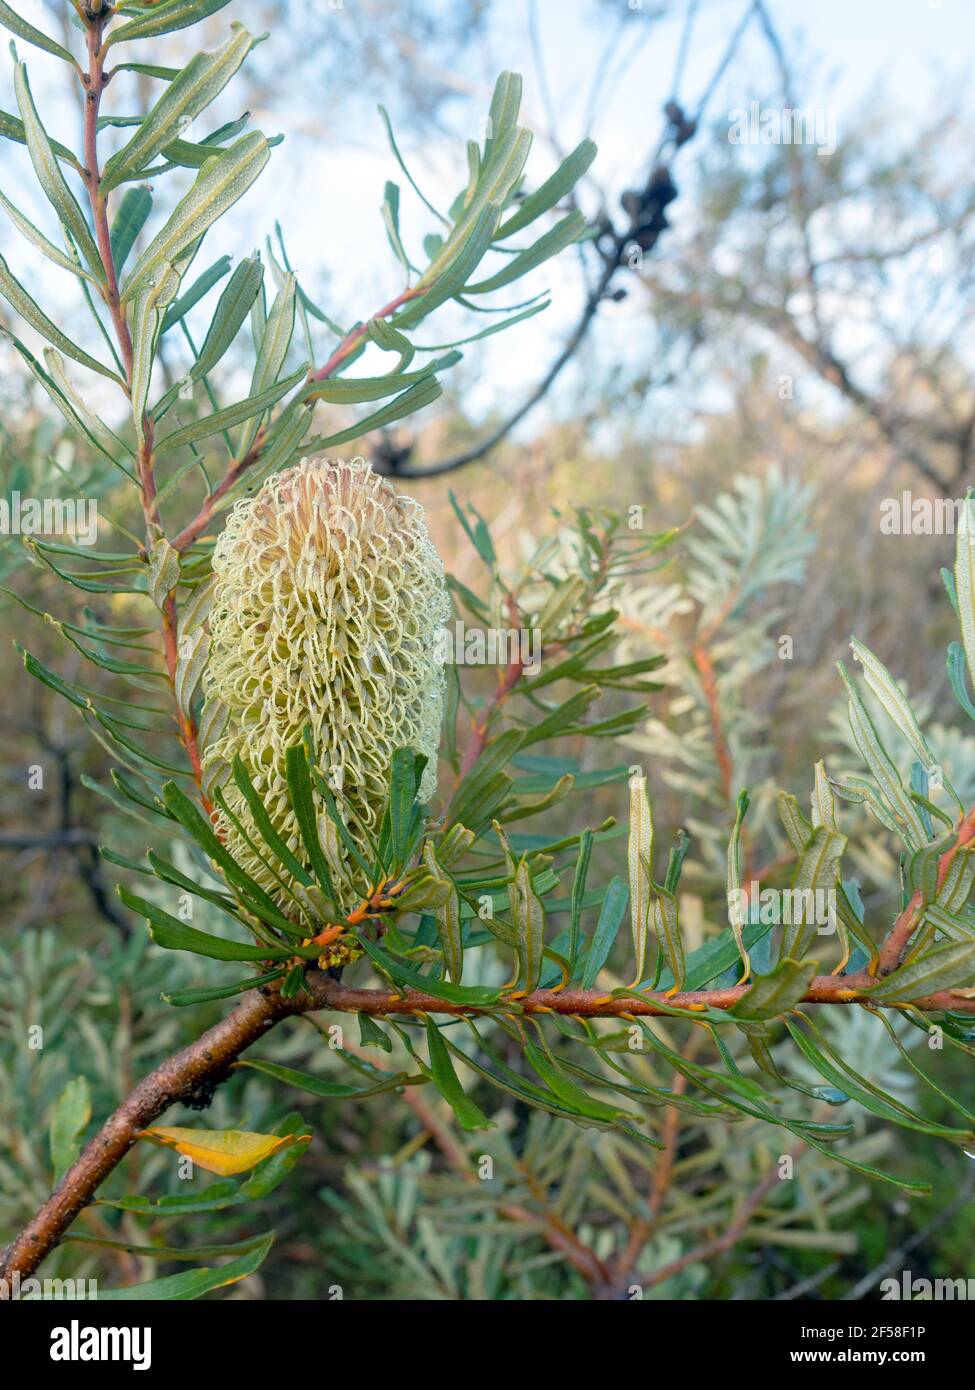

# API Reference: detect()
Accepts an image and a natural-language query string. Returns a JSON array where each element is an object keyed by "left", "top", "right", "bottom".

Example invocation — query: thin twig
[
  {"left": 337, "top": 1034, "right": 610, "bottom": 1285},
  {"left": 5, "top": 960, "right": 970, "bottom": 1284}
]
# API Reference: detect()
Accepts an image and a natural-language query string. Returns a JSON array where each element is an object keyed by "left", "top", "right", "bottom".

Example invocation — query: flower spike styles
[{"left": 202, "top": 457, "right": 449, "bottom": 908}]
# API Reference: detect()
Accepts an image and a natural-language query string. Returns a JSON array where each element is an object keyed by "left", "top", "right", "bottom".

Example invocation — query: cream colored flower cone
[{"left": 201, "top": 456, "right": 449, "bottom": 913}]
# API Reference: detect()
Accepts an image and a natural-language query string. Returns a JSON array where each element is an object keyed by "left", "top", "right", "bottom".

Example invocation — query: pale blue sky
[{"left": 1, "top": 1, "right": 971, "bottom": 436}]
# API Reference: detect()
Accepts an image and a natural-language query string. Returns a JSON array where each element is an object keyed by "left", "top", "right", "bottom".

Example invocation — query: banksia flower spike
[{"left": 201, "top": 457, "right": 450, "bottom": 915}]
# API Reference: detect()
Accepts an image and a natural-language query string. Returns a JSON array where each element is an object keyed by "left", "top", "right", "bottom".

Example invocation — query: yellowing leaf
[{"left": 137, "top": 1126, "right": 299, "bottom": 1175}]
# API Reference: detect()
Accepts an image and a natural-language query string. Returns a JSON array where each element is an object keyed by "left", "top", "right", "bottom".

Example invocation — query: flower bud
[{"left": 201, "top": 457, "right": 449, "bottom": 911}]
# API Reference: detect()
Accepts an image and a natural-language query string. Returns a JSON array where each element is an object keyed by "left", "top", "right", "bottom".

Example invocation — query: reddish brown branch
[
  {"left": 76, "top": 15, "right": 208, "bottom": 801},
  {"left": 6, "top": 963, "right": 968, "bottom": 1285},
  {"left": 456, "top": 593, "right": 525, "bottom": 782},
  {"left": 877, "top": 805, "right": 975, "bottom": 974},
  {"left": 308, "top": 285, "right": 424, "bottom": 382},
  {"left": 0, "top": 986, "right": 289, "bottom": 1283},
  {"left": 80, "top": 17, "right": 133, "bottom": 384},
  {"left": 614, "top": 1066, "right": 690, "bottom": 1283},
  {"left": 311, "top": 971, "right": 975, "bottom": 1018},
  {"left": 634, "top": 1141, "right": 806, "bottom": 1294},
  {"left": 168, "top": 429, "right": 268, "bottom": 552}
]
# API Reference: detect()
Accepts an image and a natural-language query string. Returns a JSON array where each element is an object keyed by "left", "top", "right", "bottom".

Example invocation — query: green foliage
[{"left": 1, "top": 0, "right": 974, "bottom": 1303}]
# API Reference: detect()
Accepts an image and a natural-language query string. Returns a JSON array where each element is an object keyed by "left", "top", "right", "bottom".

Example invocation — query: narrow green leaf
[
  {"left": 20, "top": 646, "right": 148, "bottom": 724},
  {"left": 447, "top": 729, "right": 524, "bottom": 830},
  {"left": 174, "top": 625, "right": 208, "bottom": 715},
  {"left": 235, "top": 1057, "right": 422, "bottom": 1100},
  {"left": 13, "top": 61, "right": 102, "bottom": 279},
  {"left": 231, "top": 756, "right": 313, "bottom": 887},
  {"left": 484, "top": 71, "right": 523, "bottom": 160},
  {"left": 513, "top": 858, "right": 545, "bottom": 992},
  {"left": 214, "top": 395, "right": 312, "bottom": 507},
  {"left": 0, "top": 190, "right": 98, "bottom": 284},
  {"left": 155, "top": 363, "right": 306, "bottom": 454},
  {"left": 96, "top": 1232, "right": 273, "bottom": 1301},
  {"left": 863, "top": 937, "right": 975, "bottom": 1002},
  {"left": 731, "top": 959, "right": 817, "bottom": 1022},
  {"left": 521, "top": 685, "right": 605, "bottom": 749},
  {"left": 237, "top": 272, "right": 296, "bottom": 456},
  {"left": 387, "top": 747, "right": 418, "bottom": 870},
  {"left": 354, "top": 934, "right": 501, "bottom": 1007},
  {"left": 376, "top": 103, "right": 447, "bottom": 226},
  {"left": 581, "top": 875, "right": 628, "bottom": 989},
  {"left": 365, "top": 313, "right": 415, "bottom": 372},
  {"left": 777, "top": 790, "right": 812, "bottom": 854},
  {"left": 284, "top": 743, "right": 336, "bottom": 898},
  {"left": 810, "top": 759, "right": 837, "bottom": 829},
  {"left": 119, "top": 885, "right": 293, "bottom": 961},
  {"left": 304, "top": 356, "right": 457, "bottom": 407},
  {"left": 785, "top": 1018, "right": 974, "bottom": 1142},
  {"left": 144, "top": 849, "right": 235, "bottom": 914},
  {"left": 627, "top": 774, "right": 653, "bottom": 983},
  {"left": 421, "top": 845, "right": 463, "bottom": 983},
  {"left": 923, "top": 903, "right": 975, "bottom": 943},
  {"left": 663, "top": 828, "right": 691, "bottom": 895},
  {"left": 650, "top": 887, "right": 684, "bottom": 992},
  {"left": 160, "top": 254, "right": 232, "bottom": 333},
  {"left": 0, "top": 107, "right": 77, "bottom": 165},
  {"left": 130, "top": 261, "right": 181, "bottom": 437},
  {"left": 64, "top": 1231, "right": 273, "bottom": 1262},
  {"left": 0, "top": 254, "right": 117, "bottom": 380},
  {"left": 102, "top": 25, "right": 257, "bottom": 193},
  {"left": 947, "top": 641, "right": 975, "bottom": 722},
  {"left": 42, "top": 347, "right": 131, "bottom": 459},
  {"left": 381, "top": 179, "right": 413, "bottom": 274},
  {"left": 935, "top": 844, "right": 975, "bottom": 915},
  {"left": 850, "top": 638, "right": 935, "bottom": 769},
  {"left": 161, "top": 780, "right": 306, "bottom": 930},
  {"left": 779, "top": 824, "right": 847, "bottom": 962},
  {"left": 837, "top": 660, "right": 928, "bottom": 847},
  {"left": 568, "top": 828, "right": 593, "bottom": 977},
  {"left": 7, "top": 338, "right": 132, "bottom": 475},
  {"left": 0, "top": 3, "right": 75, "bottom": 65},
  {"left": 524, "top": 1042, "right": 631, "bottom": 1124},
  {"left": 106, "top": 0, "right": 236, "bottom": 47},
  {"left": 303, "top": 375, "right": 443, "bottom": 451},
  {"left": 163, "top": 967, "right": 287, "bottom": 1006},
  {"left": 466, "top": 210, "right": 587, "bottom": 294},
  {"left": 402, "top": 201, "right": 504, "bottom": 326},
  {"left": 110, "top": 185, "right": 153, "bottom": 272},
  {"left": 358, "top": 1014, "right": 392, "bottom": 1052},
  {"left": 111, "top": 62, "right": 180, "bottom": 82},
  {"left": 189, "top": 252, "right": 264, "bottom": 380},
  {"left": 412, "top": 297, "right": 550, "bottom": 351},
  {"left": 121, "top": 133, "right": 270, "bottom": 303},
  {"left": 726, "top": 789, "right": 751, "bottom": 978},
  {"left": 424, "top": 1019, "right": 493, "bottom": 1130},
  {"left": 159, "top": 114, "right": 259, "bottom": 170},
  {"left": 497, "top": 137, "right": 597, "bottom": 237}
]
